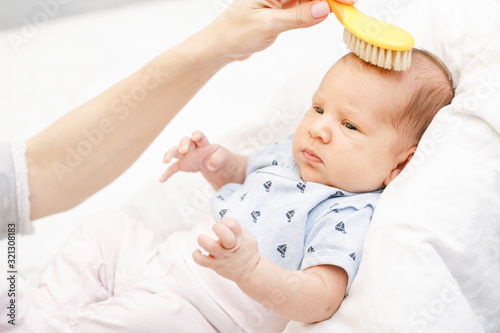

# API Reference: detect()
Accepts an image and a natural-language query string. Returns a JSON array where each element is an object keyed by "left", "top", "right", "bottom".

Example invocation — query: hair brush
[{"left": 325, "top": 0, "right": 414, "bottom": 71}]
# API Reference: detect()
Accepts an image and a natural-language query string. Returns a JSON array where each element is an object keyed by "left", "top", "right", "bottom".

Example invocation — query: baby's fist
[{"left": 193, "top": 217, "right": 260, "bottom": 284}]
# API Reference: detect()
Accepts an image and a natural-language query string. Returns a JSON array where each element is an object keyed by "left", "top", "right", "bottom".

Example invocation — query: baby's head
[{"left": 292, "top": 49, "right": 454, "bottom": 192}]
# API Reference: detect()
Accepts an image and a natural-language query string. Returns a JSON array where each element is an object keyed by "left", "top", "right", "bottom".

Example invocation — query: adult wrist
[{"left": 190, "top": 21, "right": 240, "bottom": 65}]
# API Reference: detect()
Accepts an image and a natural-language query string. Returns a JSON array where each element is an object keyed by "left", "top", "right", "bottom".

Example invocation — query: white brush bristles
[{"left": 343, "top": 28, "right": 412, "bottom": 71}]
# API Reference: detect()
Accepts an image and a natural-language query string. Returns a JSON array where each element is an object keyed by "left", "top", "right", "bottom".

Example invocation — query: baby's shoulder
[{"left": 310, "top": 189, "right": 382, "bottom": 222}]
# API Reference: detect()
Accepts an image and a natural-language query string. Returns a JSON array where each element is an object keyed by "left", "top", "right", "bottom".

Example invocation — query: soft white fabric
[
  {"left": 4, "top": 211, "right": 236, "bottom": 332},
  {"left": 6, "top": 210, "right": 286, "bottom": 332},
  {"left": 0, "top": 0, "right": 499, "bottom": 332}
]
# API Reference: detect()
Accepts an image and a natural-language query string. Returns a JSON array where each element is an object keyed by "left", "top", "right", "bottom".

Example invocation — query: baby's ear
[{"left": 383, "top": 146, "right": 417, "bottom": 186}]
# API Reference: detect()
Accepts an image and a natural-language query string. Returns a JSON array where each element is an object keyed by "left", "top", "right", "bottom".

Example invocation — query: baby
[
  {"left": 157, "top": 49, "right": 455, "bottom": 325},
  {"left": 4, "top": 49, "right": 453, "bottom": 333}
]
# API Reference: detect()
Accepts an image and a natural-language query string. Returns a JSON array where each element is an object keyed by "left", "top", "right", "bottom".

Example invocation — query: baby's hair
[{"left": 340, "top": 49, "right": 455, "bottom": 151}]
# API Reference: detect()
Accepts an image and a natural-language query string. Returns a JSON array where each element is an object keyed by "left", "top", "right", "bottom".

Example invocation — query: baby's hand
[
  {"left": 159, "top": 131, "right": 224, "bottom": 182},
  {"left": 193, "top": 217, "right": 261, "bottom": 284}
]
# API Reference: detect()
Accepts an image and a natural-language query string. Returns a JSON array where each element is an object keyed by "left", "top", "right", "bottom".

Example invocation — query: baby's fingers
[
  {"left": 213, "top": 222, "right": 237, "bottom": 249},
  {"left": 220, "top": 217, "right": 243, "bottom": 240},
  {"left": 178, "top": 136, "right": 197, "bottom": 154},
  {"left": 197, "top": 234, "right": 225, "bottom": 257},
  {"left": 205, "top": 145, "right": 226, "bottom": 171},
  {"left": 158, "top": 161, "right": 180, "bottom": 182},
  {"left": 162, "top": 146, "right": 181, "bottom": 164},
  {"left": 191, "top": 130, "right": 210, "bottom": 147},
  {"left": 192, "top": 249, "right": 216, "bottom": 269}
]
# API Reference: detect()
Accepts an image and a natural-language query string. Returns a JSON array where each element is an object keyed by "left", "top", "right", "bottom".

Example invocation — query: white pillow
[{"left": 285, "top": 0, "right": 500, "bottom": 332}]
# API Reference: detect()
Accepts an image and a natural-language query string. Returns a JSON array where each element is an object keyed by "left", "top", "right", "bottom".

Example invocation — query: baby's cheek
[{"left": 299, "top": 165, "right": 323, "bottom": 184}]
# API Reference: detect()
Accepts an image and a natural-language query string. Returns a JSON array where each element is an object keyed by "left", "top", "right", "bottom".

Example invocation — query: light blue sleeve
[
  {"left": 0, "top": 142, "right": 32, "bottom": 238},
  {"left": 300, "top": 205, "right": 375, "bottom": 295}
]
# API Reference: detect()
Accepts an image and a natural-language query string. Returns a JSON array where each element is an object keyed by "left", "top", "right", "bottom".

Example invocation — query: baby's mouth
[{"left": 303, "top": 148, "right": 323, "bottom": 164}]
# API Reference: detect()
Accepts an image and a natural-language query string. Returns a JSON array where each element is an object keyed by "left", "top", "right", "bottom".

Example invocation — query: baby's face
[{"left": 292, "top": 60, "right": 406, "bottom": 192}]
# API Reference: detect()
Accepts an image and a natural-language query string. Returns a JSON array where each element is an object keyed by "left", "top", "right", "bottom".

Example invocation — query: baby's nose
[{"left": 309, "top": 120, "right": 332, "bottom": 144}]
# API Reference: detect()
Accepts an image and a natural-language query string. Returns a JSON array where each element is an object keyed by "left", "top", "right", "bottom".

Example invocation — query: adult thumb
[{"left": 275, "top": 1, "right": 331, "bottom": 32}]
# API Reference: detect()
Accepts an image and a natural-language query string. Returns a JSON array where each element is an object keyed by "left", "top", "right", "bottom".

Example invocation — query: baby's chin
[
  {"left": 299, "top": 169, "right": 373, "bottom": 193},
  {"left": 299, "top": 168, "right": 339, "bottom": 189},
  {"left": 297, "top": 161, "right": 373, "bottom": 192}
]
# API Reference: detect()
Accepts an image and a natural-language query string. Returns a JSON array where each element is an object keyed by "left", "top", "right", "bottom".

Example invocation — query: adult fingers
[
  {"left": 273, "top": 0, "right": 330, "bottom": 32},
  {"left": 282, "top": 0, "right": 298, "bottom": 10},
  {"left": 335, "top": 0, "right": 358, "bottom": 4}
]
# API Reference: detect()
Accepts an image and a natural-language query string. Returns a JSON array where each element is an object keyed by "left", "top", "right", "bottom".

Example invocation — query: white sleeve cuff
[
  {"left": 10, "top": 141, "right": 33, "bottom": 235},
  {"left": 6, "top": 142, "right": 33, "bottom": 234}
]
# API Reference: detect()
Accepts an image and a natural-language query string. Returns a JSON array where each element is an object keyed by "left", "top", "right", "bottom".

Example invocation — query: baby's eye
[
  {"left": 315, "top": 106, "right": 324, "bottom": 114},
  {"left": 344, "top": 122, "right": 358, "bottom": 131}
]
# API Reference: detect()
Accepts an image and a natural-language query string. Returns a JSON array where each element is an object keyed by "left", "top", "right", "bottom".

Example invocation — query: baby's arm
[
  {"left": 193, "top": 217, "right": 348, "bottom": 323},
  {"left": 159, "top": 131, "right": 248, "bottom": 191}
]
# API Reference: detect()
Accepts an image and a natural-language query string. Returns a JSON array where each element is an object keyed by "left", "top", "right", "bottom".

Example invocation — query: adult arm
[{"left": 26, "top": 0, "right": 337, "bottom": 221}]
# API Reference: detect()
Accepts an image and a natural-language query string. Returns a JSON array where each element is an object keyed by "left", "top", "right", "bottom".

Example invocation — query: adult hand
[{"left": 205, "top": 0, "right": 357, "bottom": 62}]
